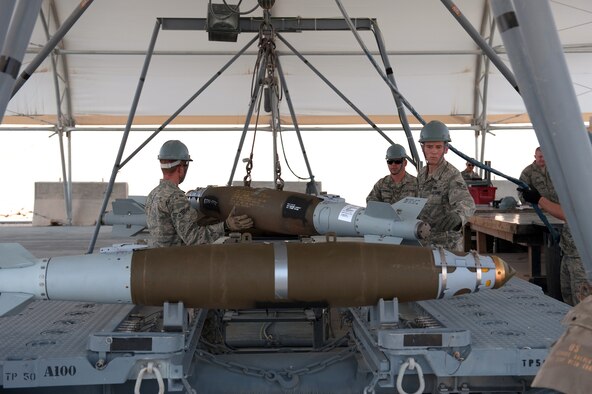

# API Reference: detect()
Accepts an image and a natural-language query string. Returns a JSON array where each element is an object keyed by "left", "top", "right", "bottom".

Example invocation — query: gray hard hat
[
  {"left": 499, "top": 196, "right": 518, "bottom": 210},
  {"left": 158, "top": 140, "right": 192, "bottom": 161},
  {"left": 419, "top": 120, "right": 451, "bottom": 143},
  {"left": 386, "top": 144, "right": 408, "bottom": 160}
]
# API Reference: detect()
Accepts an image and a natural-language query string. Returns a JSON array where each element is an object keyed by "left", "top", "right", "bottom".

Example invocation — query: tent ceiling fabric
[{"left": 5, "top": 0, "right": 592, "bottom": 126}]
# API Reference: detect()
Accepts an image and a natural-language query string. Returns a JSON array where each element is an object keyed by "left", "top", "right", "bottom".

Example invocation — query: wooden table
[
  {"left": 466, "top": 208, "right": 564, "bottom": 299},
  {"left": 469, "top": 210, "right": 563, "bottom": 247}
]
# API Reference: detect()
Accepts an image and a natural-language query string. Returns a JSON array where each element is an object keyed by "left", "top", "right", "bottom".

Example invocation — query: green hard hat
[
  {"left": 419, "top": 120, "right": 451, "bottom": 143},
  {"left": 158, "top": 140, "right": 192, "bottom": 161},
  {"left": 385, "top": 144, "right": 408, "bottom": 160},
  {"left": 499, "top": 196, "right": 518, "bottom": 210}
]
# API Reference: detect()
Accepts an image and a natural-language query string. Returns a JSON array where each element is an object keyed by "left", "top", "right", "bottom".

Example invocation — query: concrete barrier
[{"left": 33, "top": 182, "right": 128, "bottom": 226}]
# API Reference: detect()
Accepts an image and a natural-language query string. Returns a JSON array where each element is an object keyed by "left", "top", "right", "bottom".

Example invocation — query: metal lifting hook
[
  {"left": 134, "top": 361, "right": 165, "bottom": 394},
  {"left": 396, "top": 357, "right": 425, "bottom": 394}
]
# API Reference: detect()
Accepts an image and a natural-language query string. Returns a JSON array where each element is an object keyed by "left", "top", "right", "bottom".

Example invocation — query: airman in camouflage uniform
[
  {"left": 145, "top": 140, "right": 253, "bottom": 248},
  {"left": 460, "top": 161, "right": 481, "bottom": 181},
  {"left": 146, "top": 179, "right": 225, "bottom": 247},
  {"left": 416, "top": 121, "right": 476, "bottom": 252},
  {"left": 367, "top": 144, "right": 418, "bottom": 204},
  {"left": 519, "top": 185, "right": 591, "bottom": 305},
  {"left": 518, "top": 147, "right": 558, "bottom": 203},
  {"left": 519, "top": 147, "right": 589, "bottom": 305}
]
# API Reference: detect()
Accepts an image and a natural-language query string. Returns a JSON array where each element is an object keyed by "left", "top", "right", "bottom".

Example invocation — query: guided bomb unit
[
  {"left": 0, "top": 242, "right": 514, "bottom": 311},
  {"left": 105, "top": 187, "right": 431, "bottom": 243},
  {"left": 191, "top": 186, "right": 431, "bottom": 243}
]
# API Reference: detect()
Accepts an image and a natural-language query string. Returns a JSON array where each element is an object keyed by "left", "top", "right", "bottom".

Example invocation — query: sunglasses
[{"left": 387, "top": 159, "right": 404, "bottom": 165}]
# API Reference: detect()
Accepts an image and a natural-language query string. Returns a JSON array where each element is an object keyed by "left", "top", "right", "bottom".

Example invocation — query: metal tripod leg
[
  {"left": 227, "top": 49, "right": 269, "bottom": 186},
  {"left": 275, "top": 54, "right": 318, "bottom": 194},
  {"left": 334, "top": 0, "right": 426, "bottom": 126},
  {"left": 370, "top": 22, "right": 420, "bottom": 169},
  {"left": 276, "top": 33, "right": 395, "bottom": 147},
  {"left": 87, "top": 32, "right": 258, "bottom": 253},
  {"left": 87, "top": 20, "right": 161, "bottom": 254}
]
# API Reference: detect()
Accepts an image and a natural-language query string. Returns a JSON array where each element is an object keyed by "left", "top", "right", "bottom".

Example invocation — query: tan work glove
[{"left": 225, "top": 208, "right": 254, "bottom": 232}]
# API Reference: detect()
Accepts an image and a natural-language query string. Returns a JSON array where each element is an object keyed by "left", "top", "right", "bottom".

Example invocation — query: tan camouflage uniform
[
  {"left": 460, "top": 169, "right": 480, "bottom": 180},
  {"left": 532, "top": 295, "right": 592, "bottom": 394},
  {"left": 145, "top": 179, "right": 224, "bottom": 247},
  {"left": 518, "top": 161, "right": 558, "bottom": 203},
  {"left": 417, "top": 161, "right": 476, "bottom": 252},
  {"left": 559, "top": 225, "right": 591, "bottom": 305},
  {"left": 366, "top": 173, "right": 418, "bottom": 204},
  {"left": 520, "top": 161, "right": 590, "bottom": 305}
]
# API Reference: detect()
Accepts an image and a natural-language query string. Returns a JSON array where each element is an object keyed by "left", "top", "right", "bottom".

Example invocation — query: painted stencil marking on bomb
[
  {"left": 282, "top": 196, "right": 310, "bottom": 221},
  {"left": 402, "top": 197, "right": 421, "bottom": 206},
  {"left": 231, "top": 188, "right": 273, "bottom": 208},
  {"left": 201, "top": 196, "right": 220, "bottom": 212}
]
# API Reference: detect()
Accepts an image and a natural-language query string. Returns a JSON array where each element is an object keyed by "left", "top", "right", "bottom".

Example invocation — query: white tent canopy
[{"left": 5, "top": 0, "right": 592, "bottom": 128}]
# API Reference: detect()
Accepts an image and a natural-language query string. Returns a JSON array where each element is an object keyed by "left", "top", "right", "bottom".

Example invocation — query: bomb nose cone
[{"left": 492, "top": 255, "right": 516, "bottom": 288}]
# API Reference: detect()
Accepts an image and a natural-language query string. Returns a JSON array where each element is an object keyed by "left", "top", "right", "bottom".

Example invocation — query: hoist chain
[
  {"left": 275, "top": 159, "right": 284, "bottom": 191},
  {"left": 195, "top": 346, "right": 356, "bottom": 389},
  {"left": 243, "top": 153, "right": 254, "bottom": 187}
]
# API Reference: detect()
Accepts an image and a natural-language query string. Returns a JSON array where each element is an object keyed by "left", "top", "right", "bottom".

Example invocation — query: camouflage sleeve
[
  {"left": 403, "top": 174, "right": 419, "bottom": 198},
  {"left": 518, "top": 166, "right": 532, "bottom": 204},
  {"left": 168, "top": 191, "right": 224, "bottom": 245},
  {"left": 447, "top": 173, "right": 476, "bottom": 225},
  {"left": 519, "top": 166, "right": 532, "bottom": 185},
  {"left": 435, "top": 212, "right": 462, "bottom": 232},
  {"left": 366, "top": 179, "right": 383, "bottom": 203}
]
